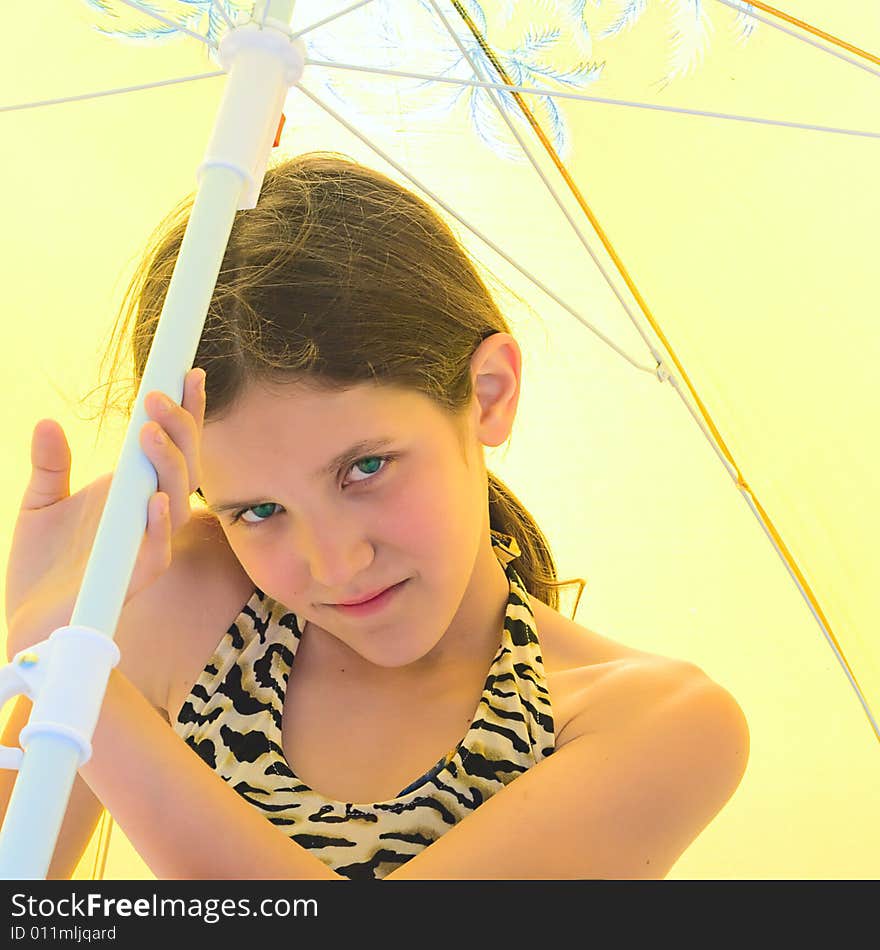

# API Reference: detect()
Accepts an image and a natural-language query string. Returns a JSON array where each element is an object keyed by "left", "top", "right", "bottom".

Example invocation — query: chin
[{"left": 355, "top": 637, "right": 441, "bottom": 672}]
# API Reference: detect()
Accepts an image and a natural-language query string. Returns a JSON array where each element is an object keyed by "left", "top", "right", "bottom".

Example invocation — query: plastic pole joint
[{"left": 0, "top": 627, "right": 121, "bottom": 771}]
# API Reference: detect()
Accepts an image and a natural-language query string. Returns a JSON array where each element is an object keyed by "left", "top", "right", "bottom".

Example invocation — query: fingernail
[
  {"left": 196, "top": 368, "right": 206, "bottom": 394},
  {"left": 154, "top": 426, "right": 166, "bottom": 445}
]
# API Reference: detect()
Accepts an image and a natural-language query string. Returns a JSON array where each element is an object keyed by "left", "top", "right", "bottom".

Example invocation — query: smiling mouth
[
  {"left": 328, "top": 579, "right": 409, "bottom": 609},
  {"left": 335, "top": 588, "right": 392, "bottom": 606}
]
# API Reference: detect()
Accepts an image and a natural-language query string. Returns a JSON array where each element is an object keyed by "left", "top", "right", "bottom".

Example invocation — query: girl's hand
[{"left": 4, "top": 368, "right": 207, "bottom": 653}]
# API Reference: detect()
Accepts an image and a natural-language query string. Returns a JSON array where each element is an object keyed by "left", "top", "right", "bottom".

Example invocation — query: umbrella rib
[
  {"left": 77, "top": 0, "right": 880, "bottom": 85},
  {"left": 29, "top": 5, "right": 876, "bottom": 140},
  {"left": 209, "top": 0, "right": 235, "bottom": 30},
  {"left": 302, "top": 59, "right": 880, "bottom": 141},
  {"left": 293, "top": 81, "right": 657, "bottom": 378},
  {"left": 654, "top": 372, "right": 880, "bottom": 744},
  {"left": 0, "top": 72, "right": 225, "bottom": 115},
  {"left": 425, "top": 0, "right": 667, "bottom": 372},
  {"left": 110, "top": 0, "right": 218, "bottom": 52},
  {"left": 292, "top": 0, "right": 378, "bottom": 41},
  {"left": 10, "top": 60, "right": 874, "bottom": 142},
  {"left": 713, "top": 0, "right": 880, "bottom": 79}
]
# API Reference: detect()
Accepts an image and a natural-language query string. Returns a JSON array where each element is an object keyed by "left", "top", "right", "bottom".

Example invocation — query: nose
[{"left": 294, "top": 513, "right": 375, "bottom": 592}]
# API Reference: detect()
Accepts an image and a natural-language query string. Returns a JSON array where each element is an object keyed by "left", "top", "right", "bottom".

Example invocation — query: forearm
[{"left": 78, "top": 668, "right": 343, "bottom": 880}]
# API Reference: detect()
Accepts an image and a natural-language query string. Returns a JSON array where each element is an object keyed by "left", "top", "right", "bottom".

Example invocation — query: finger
[
  {"left": 134, "top": 492, "right": 173, "bottom": 593},
  {"left": 22, "top": 419, "right": 72, "bottom": 511},
  {"left": 139, "top": 419, "right": 192, "bottom": 533},
  {"left": 181, "top": 367, "right": 206, "bottom": 489},
  {"left": 148, "top": 492, "right": 172, "bottom": 570},
  {"left": 184, "top": 367, "right": 206, "bottom": 433},
  {"left": 145, "top": 369, "right": 204, "bottom": 495}
]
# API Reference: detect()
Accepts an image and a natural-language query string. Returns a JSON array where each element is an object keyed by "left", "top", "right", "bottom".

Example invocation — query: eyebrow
[{"left": 203, "top": 437, "right": 398, "bottom": 516}]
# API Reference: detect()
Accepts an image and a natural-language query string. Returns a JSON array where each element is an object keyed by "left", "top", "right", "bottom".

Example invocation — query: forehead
[{"left": 201, "top": 380, "right": 443, "bottom": 455}]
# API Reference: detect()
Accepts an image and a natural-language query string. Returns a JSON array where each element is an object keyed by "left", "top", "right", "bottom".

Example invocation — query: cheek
[
  {"left": 382, "top": 477, "right": 442, "bottom": 551},
  {"left": 221, "top": 529, "right": 294, "bottom": 596},
  {"left": 389, "top": 462, "right": 477, "bottom": 559}
]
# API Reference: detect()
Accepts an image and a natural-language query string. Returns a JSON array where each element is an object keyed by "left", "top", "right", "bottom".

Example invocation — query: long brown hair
[{"left": 92, "top": 152, "right": 585, "bottom": 617}]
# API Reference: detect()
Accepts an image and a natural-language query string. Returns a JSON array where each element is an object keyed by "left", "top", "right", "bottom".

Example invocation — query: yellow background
[{"left": 1, "top": 0, "right": 878, "bottom": 878}]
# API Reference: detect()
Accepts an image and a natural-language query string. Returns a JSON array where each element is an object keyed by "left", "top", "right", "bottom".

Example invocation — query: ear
[{"left": 469, "top": 333, "right": 522, "bottom": 448}]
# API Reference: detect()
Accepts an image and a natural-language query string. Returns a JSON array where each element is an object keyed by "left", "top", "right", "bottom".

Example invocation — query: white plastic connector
[
  {"left": 0, "top": 627, "right": 121, "bottom": 769},
  {"left": 655, "top": 361, "right": 672, "bottom": 383},
  {"left": 217, "top": 18, "right": 305, "bottom": 84},
  {"left": 198, "top": 15, "right": 306, "bottom": 210}
]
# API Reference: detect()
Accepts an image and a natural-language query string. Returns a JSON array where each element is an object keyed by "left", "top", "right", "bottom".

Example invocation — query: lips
[
  {"left": 326, "top": 579, "right": 409, "bottom": 615},
  {"left": 333, "top": 580, "right": 403, "bottom": 606}
]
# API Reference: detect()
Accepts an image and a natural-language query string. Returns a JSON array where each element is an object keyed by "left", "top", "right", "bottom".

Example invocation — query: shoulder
[
  {"left": 544, "top": 624, "right": 750, "bottom": 875},
  {"left": 530, "top": 595, "right": 748, "bottom": 751},
  {"left": 568, "top": 653, "right": 749, "bottom": 745},
  {"left": 585, "top": 658, "right": 750, "bottom": 861},
  {"left": 530, "top": 595, "right": 655, "bottom": 673},
  {"left": 546, "top": 664, "right": 749, "bottom": 879}
]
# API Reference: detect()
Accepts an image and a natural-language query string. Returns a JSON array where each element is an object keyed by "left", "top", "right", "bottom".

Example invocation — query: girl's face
[{"left": 198, "top": 378, "right": 510, "bottom": 677}]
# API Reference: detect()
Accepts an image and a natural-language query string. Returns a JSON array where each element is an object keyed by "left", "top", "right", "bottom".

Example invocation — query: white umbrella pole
[{"left": 0, "top": 0, "right": 301, "bottom": 880}]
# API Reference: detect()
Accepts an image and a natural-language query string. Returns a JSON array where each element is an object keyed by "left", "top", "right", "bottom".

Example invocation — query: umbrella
[{"left": 0, "top": 0, "right": 877, "bottom": 880}]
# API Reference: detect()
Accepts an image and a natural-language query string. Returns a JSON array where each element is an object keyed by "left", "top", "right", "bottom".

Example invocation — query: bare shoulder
[
  {"left": 529, "top": 596, "right": 747, "bottom": 748},
  {"left": 386, "top": 598, "right": 749, "bottom": 880},
  {"left": 530, "top": 595, "right": 658, "bottom": 673}
]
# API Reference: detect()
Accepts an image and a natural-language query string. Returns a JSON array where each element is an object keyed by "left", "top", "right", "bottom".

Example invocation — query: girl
[{"left": 2, "top": 153, "right": 748, "bottom": 880}]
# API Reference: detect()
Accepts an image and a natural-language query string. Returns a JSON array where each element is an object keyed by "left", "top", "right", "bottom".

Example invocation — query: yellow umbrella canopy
[{"left": 1, "top": 0, "right": 877, "bottom": 879}]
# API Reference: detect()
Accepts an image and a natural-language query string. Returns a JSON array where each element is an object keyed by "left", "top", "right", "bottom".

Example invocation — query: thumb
[{"left": 22, "top": 419, "right": 72, "bottom": 511}]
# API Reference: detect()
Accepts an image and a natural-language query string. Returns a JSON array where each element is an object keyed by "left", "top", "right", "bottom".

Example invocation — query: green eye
[
  {"left": 350, "top": 456, "right": 384, "bottom": 479},
  {"left": 230, "top": 454, "right": 395, "bottom": 528},
  {"left": 236, "top": 502, "right": 279, "bottom": 526}
]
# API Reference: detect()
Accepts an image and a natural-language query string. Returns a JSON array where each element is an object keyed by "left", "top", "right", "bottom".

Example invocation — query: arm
[
  {"left": 72, "top": 657, "right": 746, "bottom": 880},
  {"left": 1, "top": 512, "right": 216, "bottom": 880},
  {"left": 384, "top": 662, "right": 750, "bottom": 880},
  {"left": 77, "top": 667, "right": 344, "bottom": 880}
]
